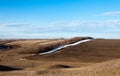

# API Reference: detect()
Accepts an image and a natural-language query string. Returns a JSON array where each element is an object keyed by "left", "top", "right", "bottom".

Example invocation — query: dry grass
[
  {"left": 19, "top": 37, "right": 93, "bottom": 54},
  {"left": 2, "top": 37, "right": 91, "bottom": 54},
  {"left": 27, "top": 39, "right": 120, "bottom": 62},
  {"left": 0, "top": 37, "right": 120, "bottom": 76},
  {"left": 18, "top": 37, "right": 92, "bottom": 54},
  {"left": 35, "top": 59, "right": 120, "bottom": 76},
  {"left": 0, "top": 59, "right": 119, "bottom": 76},
  {"left": 17, "top": 40, "right": 65, "bottom": 54}
]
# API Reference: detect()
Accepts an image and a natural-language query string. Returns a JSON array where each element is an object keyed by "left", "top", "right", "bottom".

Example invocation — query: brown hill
[
  {"left": 26, "top": 39, "right": 120, "bottom": 62},
  {"left": 0, "top": 37, "right": 120, "bottom": 76}
]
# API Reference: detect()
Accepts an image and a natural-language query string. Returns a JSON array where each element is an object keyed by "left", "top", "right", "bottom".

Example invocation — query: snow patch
[{"left": 39, "top": 39, "right": 92, "bottom": 55}]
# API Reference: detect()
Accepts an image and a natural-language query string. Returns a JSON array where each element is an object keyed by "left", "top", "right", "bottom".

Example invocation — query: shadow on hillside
[
  {"left": 0, "top": 65, "right": 22, "bottom": 71},
  {"left": 49, "top": 64, "right": 74, "bottom": 69},
  {"left": 0, "top": 45, "right": 20, "bottom": 50}
]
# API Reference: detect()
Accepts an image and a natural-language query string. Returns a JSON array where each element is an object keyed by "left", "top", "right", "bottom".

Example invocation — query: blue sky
[{"left": 0, "top": 0, "right": 120, "bottom": 39}]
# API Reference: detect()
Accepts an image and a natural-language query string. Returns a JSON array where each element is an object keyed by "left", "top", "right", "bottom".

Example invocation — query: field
[{"left": 0, "top": 37, "right": 120, "bottom": 76}]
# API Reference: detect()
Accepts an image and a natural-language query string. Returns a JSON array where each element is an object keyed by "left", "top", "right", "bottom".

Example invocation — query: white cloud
[
  {"left": 1, "top": 20, "right": 120, "bottom": 30},
  {"left": 68, "top": 21, "right": 81, "bottom": 27},
  {"left": 0, "top": 20, "right": 120, "bottom": 39},
  {"left": 96, "top": 12, "right": 120, "bottom": 16},
  {"left": 50, "top": 20, "right": 120, "bottom": 28}
]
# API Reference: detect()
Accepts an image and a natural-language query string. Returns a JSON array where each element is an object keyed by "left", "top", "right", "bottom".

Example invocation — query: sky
[{"left": 0, "top": 0, "right": 120, "bottom": 39}]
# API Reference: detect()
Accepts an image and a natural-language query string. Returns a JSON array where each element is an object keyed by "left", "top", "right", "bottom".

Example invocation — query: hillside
[
  {"left": 27, "top": 39, "right": 120, "bottom": 62},
  {"left": 0, "top": 37, "right": 120, "bottom": 76}
]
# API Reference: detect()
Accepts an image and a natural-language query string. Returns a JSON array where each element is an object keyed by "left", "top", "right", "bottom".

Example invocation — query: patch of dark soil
[
  {"left": 49, "top": 64, "right": 74, "bottom": 69},
  {"left": 0, "top": 45, "right": 20, "bottom": 50},
  {"left": 0, "top": 65, "right": 22, "bottom": 71}
]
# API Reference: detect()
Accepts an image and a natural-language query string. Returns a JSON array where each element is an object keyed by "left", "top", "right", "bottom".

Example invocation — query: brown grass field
[{"left": 0, "top": 37, "right": 120, "bottom": 76}]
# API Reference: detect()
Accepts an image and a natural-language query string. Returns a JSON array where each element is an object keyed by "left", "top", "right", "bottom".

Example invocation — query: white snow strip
[{"left": 39, "top": 39, "right": 93, "bottom": 55}]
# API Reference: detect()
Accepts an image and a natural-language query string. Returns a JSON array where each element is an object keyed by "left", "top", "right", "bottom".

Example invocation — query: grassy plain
[{"left": 0, "top": 37, "right": 120, "bottom": 76}]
